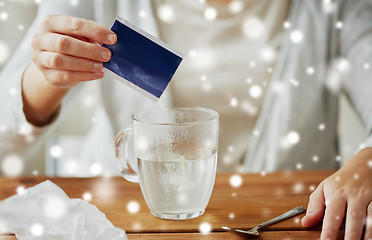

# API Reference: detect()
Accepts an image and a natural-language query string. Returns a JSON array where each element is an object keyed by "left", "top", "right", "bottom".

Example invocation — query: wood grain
[{"left": 0, "top": 171, "right": 335, "bottom": 238}]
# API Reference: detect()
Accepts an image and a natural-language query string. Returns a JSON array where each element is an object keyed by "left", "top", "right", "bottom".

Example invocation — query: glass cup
[{"left": 115, "top": 107, "right": 219, "bottom": 220}]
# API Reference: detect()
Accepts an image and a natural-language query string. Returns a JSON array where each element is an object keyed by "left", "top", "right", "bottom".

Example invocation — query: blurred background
[{"left": 0, "top": 0, "right": 367, "bottom": 176}]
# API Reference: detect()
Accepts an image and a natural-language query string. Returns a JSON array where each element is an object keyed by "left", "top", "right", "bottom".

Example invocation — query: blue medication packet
[{"left": 103, "top": 17, "right": 183, "bottom": 101}]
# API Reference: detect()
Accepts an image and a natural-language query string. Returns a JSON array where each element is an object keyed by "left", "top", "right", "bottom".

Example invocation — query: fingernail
[
  {"left": 107, "top": 33, "right": 116, "bottom": 43},
  {"left": 96, "top": 71, "right": 103, "bottom": 77},
  {"left": 101, "top": 50, "right": 110, "bottom": 60},
  {"left": 93, "top": 62, "right": 102, "bottom": 70}
]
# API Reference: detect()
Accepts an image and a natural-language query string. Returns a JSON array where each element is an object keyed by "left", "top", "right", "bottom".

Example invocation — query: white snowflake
[
  {"left": 260, "top": 170, "right": 266, "bottom": 176},
  {"left": 306, "top": 66, "right": 315, "bottom": 75},
  {"left": 363, "top": 63, "right": 370, "bottom": 69},
  {"left": 242, "top": 17, "right": 264, "bottom": 39},
  {"left": 199, "top": 222, "right": 212, "bottom": 234},
  {"left": 49, "top": 145, "right": 63, "bottom": 158},
  {"left": 290, "top": 78, "right": 299, "bottom": 87},
  {"left": 204, "top": 7, "right": 217, "bottom": 21},
  {"left": 260, "top": 47, "right": 276, "bottom": 63},
  {"left": 253, "top": 129, "right": 260, "bottom": 136},
  {"left": 83, "top": 95, "right": 94, "bottom": 106},
  {"left": 335, "top": 21, "right": 343, "bottom": 29},
  {"left": 290, "top": 30, "right": 303, "bottom": 43},
  {"left": 82, "top": 192, "right": 92, "bottom": 201},
  {"left": 312, "top": 155, "right": 319, "bottom": 162},
  {"left": 0, "top": 11, "right": 8, "bottom": 21},
  {"left": 18, "top": 24, "right": 25, "bottom": 31},
  {"left": 1, "top": 155, "right": 24, "bottom": 176},
  {"left": 228, "top": 1, "right": 243, "bottom": 13},
  {"left": 296, "top": 163, "right": 302, "bottom": 170},
  {"left": 0, "top": 41, "right": 9, "bottom": 64},
  {"left": 249, "top": 85, "right": 262, "bottom": 98},
  {"left": 138, "top": 10, "right": 147, "bottom": 18},
  {"left": 229, "top": 212, "right": 235, "bottom": 219},
  {"left": 309, "top": 185, "right": 316, "bottom": 191},
  {"left": 322, "top": 0, "right": 336, "bottom": 14},
  {"left": 318, "top": 123, "right": 326, "bottom": 131},
  {"left": 200, "top": 74, "right": 207, "bottom": 82},
  {"left": 16, "top": 185, "right": 26, "bottom": 195},
  {"left": 44, "top": 197, "right": 67, "bottom": 219},
  {"left": 230, "top": 97, "right": 238, "bottom": 107},
  {"left": 230, "top": 174, "right": 243, "bottom": 188},
  {"left": 287, "top": 131, "right": 300, "bottom": 145},
  {"left": 157, "top": 5, "right": 174, "bottom": 23},
  {"left": 202, "top": 82, "right": 211, "bottom": 92},
  {"left": 283, "top": 21, "right": 291, "bottom": 29},
  {"left": 8, "top": 87, "right": 17, "bottom": 96},
  {"left": 0, "top": 125, "right": 5, "bottom": 132},
  {"left": 292, "top": 182, "right": 304, "bottom": 193},
  {"left": 127, "top": 201, "right": 140, "bottom": 214},
  {"left": 90, "top": 163, "right": 103, "bottom": 176},
  {"left": 30, "top": 223, "right": 44, "bottom": 236},
  {"left": 70, "top": 0, "right": 78, "bottom": 6},
  {"left": 34, "top": 0, "right": 42, "bottom": 4},
  {"left": 188, "top": 49, "right": 197, "bottom": 58},
  {"left": 249, "top": 61, "right": 256, "bottom": 67},
  {"left": 353, "top": 174, "right": 359, "bottom": 180},
  {"left": 368, "top": 160, "right": 372, "bottom": 168}
]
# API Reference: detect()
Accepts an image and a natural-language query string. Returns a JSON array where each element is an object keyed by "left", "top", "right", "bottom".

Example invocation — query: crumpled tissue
[{"left": 0, "top": 180, "right": 127, "bottom": 240}]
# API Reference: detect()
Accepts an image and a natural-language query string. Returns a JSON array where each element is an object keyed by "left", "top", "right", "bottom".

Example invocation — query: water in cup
[{"left": 137, "top": 143, "right": 217, "bottom": 217}]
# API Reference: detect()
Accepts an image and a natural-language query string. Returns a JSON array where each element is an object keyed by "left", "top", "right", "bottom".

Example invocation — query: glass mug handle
[{"left": 115, "top": 128, "right": 139, "bottom": 183}]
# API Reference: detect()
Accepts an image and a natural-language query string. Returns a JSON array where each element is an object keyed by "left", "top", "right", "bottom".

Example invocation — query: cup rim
[{"left": 132, "top": 107, "right": 219, "bottom": 126}]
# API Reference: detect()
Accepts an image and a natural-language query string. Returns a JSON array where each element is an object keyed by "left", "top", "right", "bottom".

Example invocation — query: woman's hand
[
  {"left": 302, "top": 148, "right": 372, "bottom": 240},
  {"left": 22, "top": 15, "right": 117, "bottom": 126},
  {"left": 30, "top": 15, "right": 116, "bottom": 88}
]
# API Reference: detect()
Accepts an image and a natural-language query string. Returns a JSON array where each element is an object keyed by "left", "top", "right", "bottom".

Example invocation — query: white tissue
[{"left": 0, "top": 180, "right": 127, "bottom": 240}]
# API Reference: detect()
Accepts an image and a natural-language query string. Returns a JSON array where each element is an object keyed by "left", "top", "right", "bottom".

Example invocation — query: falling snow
[
  {"left": 30, "top": 223, "right": 44, "bottom": 236},
  {"left": 287, "top": 131, "right": 300, "bottom": 145},
  {"left": 49, "top": 145, "right": 63, "bottom": 158},
  {"left": 0, "top": 41, "right": 9, "bottom": 64},
  {"left": 230, "top": 97, "right": 238, "bottom": 107},
  {"left": 16, "top": 185, "right": 26, "bottom": 195},
  {"left": 8, "top": 87, "right": 17, "bottom": 96},
  {"left": 242, "top": 17, "right": 264, "bottom": 39},
  {"left": 1, "top": 155, "right": 23, "bottom": 176},
  {"left": 230, "top": 174, "right": 242, "bottom": 188},
  {"left": 312, "top": 155, "right": 319, "bottom": 162},
  {"left": 229, "top": 213, "right": 235, "bottom": 219},
  {"left": 70, "top": 0, "right": 78, "bottom": 6},
  {"left": 353, "top": 174, "right": 359, "bottom": 180},
  {"left": 368, "top": 160, "right": 372, "bottom": 168},
  {"left": 335, "top": 21, "right": 343, "bottom": 29},
  {"left": 318, "top": 123, "right": 326, "bottom": 131},
  {"left": 228, "top": 1, "right": 243, "bottom": 14},
  {"left": 309, "top": 185, "right": 316, "bottom": 191},
  {"left": 138, "top": 10, "right": 147, "bottom": 18},
  {"left": 199, "top": 222, "right": 212, "bottom": 234},
  {"left": 260, "top": 47, "right": 276, "bottom": 63},
  {"left": 249, "top": 84, "right": 262, "bottom": 98},
  {"left": 364, "top": 63, "right": 370, "bottom": 69},
  {"left": 292, "top": 182, "right": 304, "bottom": 193},
  {"left": 0, "top": 11, "right": 8, "bottom": 21},
  {"left": 82, "top": 192, "right": 92, "bottom": 201},
  {"left": 127, "top": 201, "right": 140, "bottom": 214},
  {"left": 90, "top": 163, "right": 103, "bottom": 175},
  {"left": 204, "top": 7, "right": 217, "bottom": 21},
  {"left": 306, "top": 66, "right": 315, "bottom": 75},
  {"left": 157, "top": 5, "right": 174, "bottom": 23},
  {"left": 283, "top": 21, "right": 291, "bottom": 29},
  {"left": 296, "top": 163, "right": 302, "bottom": 170},
  {"left": 44, "top": 197, "right": 67, "bottom": 219},
  {"left": 290, "top": 30, "right": 303, "bottom": 43}
]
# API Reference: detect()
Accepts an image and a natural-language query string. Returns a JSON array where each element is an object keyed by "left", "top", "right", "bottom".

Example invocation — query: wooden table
[{"left": 0, "top": 171, "right": 345, "bottom": 239}]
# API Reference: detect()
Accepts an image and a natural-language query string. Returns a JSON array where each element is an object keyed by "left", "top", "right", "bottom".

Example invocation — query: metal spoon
[{"left": 222, "top": 206, "right": 306, "bottom": 238}]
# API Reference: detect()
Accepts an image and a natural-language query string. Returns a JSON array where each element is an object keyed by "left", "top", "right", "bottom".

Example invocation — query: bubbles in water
[
  {"left": 157, "top": 5, "right": 174, "bottom": 23},
  {"left": 204, "top": 7, "right": 217, "bottom": 20},
  {"left": 229, "top": 174, "right": 242, "bottom": 188},
  {"left": 30, "top": 223, "right": 44, "bottom": 236},
  {"left": 199, "top": 222, "right": 211, "bottom": 234},
  {"left": 82, "top": 192, "right": 92, "bottom": 201},
  {"left": 290, "top": 30, "right": 303, "bottom": 43},
  {"left": 242, "top": 17, "right": 264, "bottom": 39},
  {"left": 127, "top": 201, "right": 140, "bottom": 214},
  {"left": 2, "top": 155, "right": 23, "bottom": 176}
]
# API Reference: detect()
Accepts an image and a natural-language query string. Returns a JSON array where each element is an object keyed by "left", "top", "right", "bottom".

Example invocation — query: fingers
[
  {"left": 42, "top": 68, "right": 104, "bottom": 88},
  {"left": 301, "top": 182, "right": 325, "bottom": 227},
  {"left": 320, "top": 198, "right": 346, "bottom": 240},
  {"left": 365, "top": 203, "right": 372, "bottom": 240},
  {"left": 41, "top": 15, "right": 116, "bottom": 45},
  {"left": 38, "top": 51, "right": 103, "bottom": 72},
  {"left": 39, "top": 33, "right": 111, "bottom": 62},
  {"left": 344, "top": 200, "right": 367, "bottom": 240}
]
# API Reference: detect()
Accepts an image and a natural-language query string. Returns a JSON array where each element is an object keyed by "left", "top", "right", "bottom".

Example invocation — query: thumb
[{"left": 301, "top": 182, "right": 325, "bottom": 227}]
